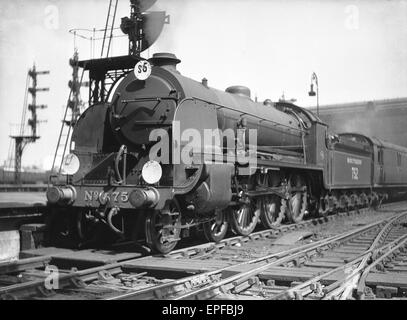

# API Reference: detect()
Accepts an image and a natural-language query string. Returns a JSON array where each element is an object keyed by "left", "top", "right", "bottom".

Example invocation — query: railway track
[
  {"left": 163, "top": 200, "right": 407, "bottom": 260},
  {"left": 249, "top": 212, "right": 407, "bottom": 300},
  {"left": 112, "top": 210, "right": 407, "bottom": 300},
  {"left": 0, "top": 202, "right": 406, "bottom": 300}
]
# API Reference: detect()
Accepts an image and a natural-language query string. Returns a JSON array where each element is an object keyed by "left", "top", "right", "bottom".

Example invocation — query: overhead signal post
[
  {"left": 70, "top": 0, "right": 169, "bottom": 106},
  {"left": 121, "top": 0, "right": 168, "bottom": 57},
  {"left": 10, "top": 65, "right": 49, "bottom": 184}
]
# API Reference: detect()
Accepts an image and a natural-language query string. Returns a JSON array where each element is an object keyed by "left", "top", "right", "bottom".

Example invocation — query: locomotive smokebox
[{"left": 148, "top": 52, "right": 181, "bottom": 71}]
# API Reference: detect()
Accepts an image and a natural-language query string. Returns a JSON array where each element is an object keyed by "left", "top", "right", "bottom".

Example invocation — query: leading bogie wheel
[
  {"left": 229, "top": 202, "right": 258, "bottom": 236},
  {"left": 145, "top": 199, "right": 182, "bottom": 254}
]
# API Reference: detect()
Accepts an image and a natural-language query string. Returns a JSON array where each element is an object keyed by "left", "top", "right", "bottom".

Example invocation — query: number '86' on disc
[{"left": 134, "top": 60, "right": 152, "bottom": 80}]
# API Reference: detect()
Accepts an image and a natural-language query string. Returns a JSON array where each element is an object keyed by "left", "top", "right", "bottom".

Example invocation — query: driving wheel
[
  {"left": 229, "top": 202, "right": 258, "bottom": 236},
  {"left": 259, "top": 195, "right": 285, "bottom": 228},
  {"left": 286, "top": 191, "right": 308, "bottom": 223},
  {"left": 203, "top": 210, "right": 229, "bottom": 242}
]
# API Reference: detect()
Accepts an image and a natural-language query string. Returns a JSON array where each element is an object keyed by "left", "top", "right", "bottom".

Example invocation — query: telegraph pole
[{"left": 10, "top": 65, "right": 49, "bottom": 184}]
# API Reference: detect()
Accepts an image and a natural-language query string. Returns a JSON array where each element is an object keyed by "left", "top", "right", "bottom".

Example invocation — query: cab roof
[{"left": 338, "top": 132, "right": 407, "bottom": 154}]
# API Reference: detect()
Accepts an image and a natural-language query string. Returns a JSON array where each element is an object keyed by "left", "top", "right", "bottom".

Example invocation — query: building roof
[{"left": 309, "top": 97, "right": 407, "bottom": 115}]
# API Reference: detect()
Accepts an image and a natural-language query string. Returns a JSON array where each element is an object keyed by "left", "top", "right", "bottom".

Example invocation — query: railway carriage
[
  {"left": 338, "top": 134, "right": 407, "bottom": 197},
  {"left": 46, "top": 52, "right": 407, "bottom": 253},
  {"left": 0, "top": 168, "right": 48, "bottom": 185},
  {"left": 372, "top": 138, "right": 407, "bottom": 187}
]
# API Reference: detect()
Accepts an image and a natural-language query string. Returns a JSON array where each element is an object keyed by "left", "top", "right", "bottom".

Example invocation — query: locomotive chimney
[
  {"left": 148, "top": 52, "right": 181, "bottom": 72},
  {"left": 202, "top": 78, "right": 208, "bottom": 88}
]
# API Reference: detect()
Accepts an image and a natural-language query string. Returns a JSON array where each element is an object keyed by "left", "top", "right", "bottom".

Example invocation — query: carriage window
[
  {"left": 397, "top": 153, "right": 402, "bottom": 166},
  {"left": 378, "top": 149, "right": 383, "bottom": 165}
]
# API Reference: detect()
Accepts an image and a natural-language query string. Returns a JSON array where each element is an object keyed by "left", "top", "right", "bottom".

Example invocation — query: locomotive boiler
[{"left": 47, "top": 52, "right": 407, "bottom": 253}]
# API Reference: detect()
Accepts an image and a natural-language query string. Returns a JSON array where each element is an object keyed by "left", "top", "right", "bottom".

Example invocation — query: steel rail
[
  {"left": 0, "top": 256, "right": 51, "bottom": 275},
  {"left": 355, "top": 235, "right": 407, "bottom": 299},
  {"left": 0, "top": 262, "right": 126, "bottom": 299},
  {"left": 268, "top": 211, "right": 407, "bottom": 300},
  {"left": 0, "top": 202, "right": 404, "bottom": 300},
  {"left": 327, "top": 213, "right": 407, "bottom": 300},
  {"left": 165, "top": 206, "right": 374, "bottom": 260},
  {"left": 165, "top": 200, "right": 407, "bottom": 260},
  {"left": 324, "top": 234, "right": 407, "bottom": 300},
  {"left": 109, "top": 213, "right": 396, "bottom": 300},
  {"left": 171, "top": 222, "right": 387, "bottom": 300},
  {"left": 0, "top": 206, "right": 375, "bottom": 298}
]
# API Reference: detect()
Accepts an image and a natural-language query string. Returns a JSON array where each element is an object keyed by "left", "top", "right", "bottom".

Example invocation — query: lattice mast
[{"left": 51, "top": 50, "right": 86, "bottom": 173}]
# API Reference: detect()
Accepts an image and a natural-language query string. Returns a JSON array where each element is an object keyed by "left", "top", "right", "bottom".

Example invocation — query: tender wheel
[
  {"left": 378, "top": 193, "right": 388, "bottom": 207},
  {"left": 259, "top": 195, "right": 285, "bottom": 228},
  {"left": 338, "top": 194, "right": 349, "bottom": 212},
  {"left": 145, "top": 199, "right": 182, "bottom": 254},
  {"left": 203, "top": 210, "right": 229, "bottom": 243},
  {"left": 287, "top": 191, "right": 308, "bottom": 223},
  {"left": 229, "top": 201, "right": 258, "bottom": 236},
  {"left": 349, "top": 193, "right": 359, "bottom": 210},
  {"left": 318, "top": 195, "right": 329, "bottom": 217},
  {"left": 370, "top": 192, "right": 380, "bottom": 209},
  {"left": 359, "top": 193, "right": 368, "bottom": 208}
]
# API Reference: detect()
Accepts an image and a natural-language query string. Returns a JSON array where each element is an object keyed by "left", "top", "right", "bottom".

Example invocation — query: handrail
[
  {"left": 114, "top": 145, "right": 127, "bottom": 184},
  {"left": 121, "top": 97, "right": 179, "bottom": 103},
  {"left": 190, "top": 96, "right": 307, "bottom": 134}
]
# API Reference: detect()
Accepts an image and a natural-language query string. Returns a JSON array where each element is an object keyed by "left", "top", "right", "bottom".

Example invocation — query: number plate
[{"left": 84, "top": 190, "right": 129, "bottom": 204}]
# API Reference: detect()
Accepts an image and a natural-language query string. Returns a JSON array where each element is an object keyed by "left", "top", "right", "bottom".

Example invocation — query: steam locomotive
[{"left": 46, "top": 52, "right": 407, "bottom": 253}]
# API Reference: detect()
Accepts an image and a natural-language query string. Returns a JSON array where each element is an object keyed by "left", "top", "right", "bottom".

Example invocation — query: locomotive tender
[{"left": 46, "top": 53, "right": 407, "bottom": 253}]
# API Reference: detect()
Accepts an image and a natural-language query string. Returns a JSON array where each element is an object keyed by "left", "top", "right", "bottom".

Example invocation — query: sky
[{"left": 0, "top": 0, "right": 406, "bottom": 169}]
